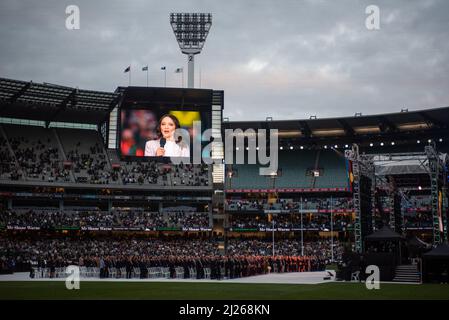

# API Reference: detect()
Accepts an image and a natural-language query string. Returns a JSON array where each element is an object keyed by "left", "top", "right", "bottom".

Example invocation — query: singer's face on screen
[{"left": 160, "top": 116, "right": 176, "bottom": 140}]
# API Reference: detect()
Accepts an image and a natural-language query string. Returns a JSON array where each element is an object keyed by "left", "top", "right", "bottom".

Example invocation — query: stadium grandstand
[{"left": 0, "top": 76, "right": 448, "bottom": 284}]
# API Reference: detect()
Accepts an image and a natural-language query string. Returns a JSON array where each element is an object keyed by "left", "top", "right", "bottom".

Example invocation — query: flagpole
[
  {"left": 182, "top": 70, "right": 184, "bottom": 88},
  {"left": 164, "top": 69, "right": 167, "bottom": 87},
  {"left": 146, "top": 69, "right": 149, "bottom": 87},
  {"left": 129, "top": 68, "right": 131, "bottom": 86}
]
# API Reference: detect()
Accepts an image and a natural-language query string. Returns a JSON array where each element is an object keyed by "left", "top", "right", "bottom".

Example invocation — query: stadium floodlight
[{"left": 170, "top": 13, "right": 212, "bottom": 88}]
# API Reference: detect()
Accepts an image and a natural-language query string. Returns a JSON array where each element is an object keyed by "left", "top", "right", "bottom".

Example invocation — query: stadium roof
[
  {"left": 1, "top": 76, "right": 449, "bottom": 135},
  {"left": 224, "top": 106, "right": 449, "bottom": 141},
  {"left": 0, "top": 77, "right": 121, "bottom": 124}
]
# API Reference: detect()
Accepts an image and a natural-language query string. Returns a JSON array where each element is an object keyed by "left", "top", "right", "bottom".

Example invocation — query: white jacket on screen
[{"left": 144, "top": 139, "right": 190, "bottom": 157}]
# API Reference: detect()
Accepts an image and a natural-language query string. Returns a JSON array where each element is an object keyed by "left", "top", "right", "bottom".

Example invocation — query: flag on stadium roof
[
  {"left": 175, "top": 68, "right": 183, "bottom": 73},
  {"left": 142, "top": 66, "right": 148, "bottom": 71},
  {"left": 161, "top": 66, "right": 166, "bottom": 70},
  {"left": 124, "top": 66, "right": 130, "bottom": 73}
]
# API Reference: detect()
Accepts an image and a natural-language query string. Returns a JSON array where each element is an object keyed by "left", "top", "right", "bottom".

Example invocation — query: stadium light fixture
[
  {"left": 300, "top": 146, "right": 304, "bottom": 150},
  {"left": 289, "top": 146, "right": 294, "bottom": 150},
  {"left": 345, "top": 144, "right": 349, "bottom": 148},
  {"left": 280, "top": 146, "right": 283, "bottom": 150},
  {"left": 418, "top": 186, "right": 422, "bottom": 190},
  {"left": 380, "top": 142, "right": 384, "bottom": 146},
  {"left": 417, "top": 140, "right": 421, "bottom": 144},
  {"left": 369, "top": 143, "right": 374, "bottom": 147},
  {"left": 428, "top": 139, "right": 432, "bottom": 143},
  {"left": 334, "top": 145, "right": 338, "bottom": 148},
  {"left": 324, "top": 145, "right": 328, "bottom": 149},
  {"left": 439, "top": 138, "right": 443, "bottom": 142},
  {"left": 170, "top": 13, "right": 212, "bottom": 88},
  {"left": 391, "top": 141, "right": 395, "bottom": 145}
]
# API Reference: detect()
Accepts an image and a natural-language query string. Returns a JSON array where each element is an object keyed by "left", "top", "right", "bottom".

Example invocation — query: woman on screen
[{"left": 144, "top": 114, "right": 190, "bottom": 157}]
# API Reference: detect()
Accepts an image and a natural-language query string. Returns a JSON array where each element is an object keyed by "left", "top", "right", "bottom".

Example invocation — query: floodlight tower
[{"left": 170, "top": 13, "right": 212, "bottom": 88}]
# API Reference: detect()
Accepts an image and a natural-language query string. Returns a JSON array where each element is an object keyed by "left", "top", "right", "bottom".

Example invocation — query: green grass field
[{"left": 0, "top": 281, "right": 448, "bottom": 300}]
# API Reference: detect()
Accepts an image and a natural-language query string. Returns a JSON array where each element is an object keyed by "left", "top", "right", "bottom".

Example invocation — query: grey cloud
[{"left": 0, "top": 0, "right": 448, "bottom": 121}]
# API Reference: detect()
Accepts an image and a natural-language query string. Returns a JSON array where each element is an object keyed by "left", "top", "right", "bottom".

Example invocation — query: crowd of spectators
[
  {"left": 120, "top": 161, "right": 160, "bottom": 185},
  {"left": 0, "top": 136, "right": 20, "bottom": 180},
  {"left": 404, "top": 213, "right": 433, "bottom": 228},
  {"left": 9, "top": 136, "right": 71, "bottom": 182},
  {"left": 226, "top": 239, "right": 344, "bottom": 262},
  {"left": 226, "top": 197, "right": 354, "bottom": 212},
  {"left": 0, "top": 131, "right": 211, "bottom": 187},
  {"left": 172, "top": 163, "right": 209, "bottom": 187},
  {"left": 0, "top": 209, "right": 211, "bottom": 230},
  {"left": 0, "top": 237, "right": 335, "bottom": 276},
  {"left": 67, "top": 142, "right": 114, "bottom": 184},
  {"left": 229, "top": 213, "right": 353, "bottom": 231}
]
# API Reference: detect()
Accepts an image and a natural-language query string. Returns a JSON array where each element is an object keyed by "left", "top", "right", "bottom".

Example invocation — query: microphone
[{"left": 160, "top": 138, "right": 166, "bottom": 148}]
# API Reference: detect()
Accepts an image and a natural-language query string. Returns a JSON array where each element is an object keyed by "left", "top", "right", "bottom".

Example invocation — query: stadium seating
[
  {"left": 58, "top": 128, "right": 116, "bottom": 184},
  {"left": 227, "top": 150, "right": 348, "bottom": 189},
  {"left": 0, "top": 208, "right": 211, "bottom": 230},
  {"left": 313, "top": 150, "right": 348, "bottom": 188},
  {"left": 2, "top": 124, "right": 70, "bottom": 182},
  {"left": 0, "top": 124, "right": 211, "bottom": 188},
  {"left": 228, "top": 164, "right": 269, "bottom": 189},
  {"left": 229, "top": 212, "right": 353, "bottom": 231},
  {"left": 277, "top": 150, "right": 316, "bottom": 188},
  {"left": 226, "top": 197, "right": 354, "bottom": 212}
]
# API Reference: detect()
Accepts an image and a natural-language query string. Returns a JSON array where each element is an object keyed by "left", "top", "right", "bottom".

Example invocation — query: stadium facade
[{"left": 0, "top": 77, "right": 448, "bottom": 281}]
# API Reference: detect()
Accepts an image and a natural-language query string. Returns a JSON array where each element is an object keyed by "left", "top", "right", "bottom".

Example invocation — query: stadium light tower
[{"left": 170, "top": 13, "right": 212, "bottom": 88}]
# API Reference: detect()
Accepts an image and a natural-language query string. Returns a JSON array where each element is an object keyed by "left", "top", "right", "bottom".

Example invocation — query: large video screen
[
  {"left": 120, "top": 107, "right": 211, "bottom": 159},
  {"left": 118, "top": 87, "right": 214, "bottom": 160}
]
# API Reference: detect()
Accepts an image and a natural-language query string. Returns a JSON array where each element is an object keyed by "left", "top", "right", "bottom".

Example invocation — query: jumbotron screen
[{"left": 118, "top": 87, "right": 212, "bottom": 160}]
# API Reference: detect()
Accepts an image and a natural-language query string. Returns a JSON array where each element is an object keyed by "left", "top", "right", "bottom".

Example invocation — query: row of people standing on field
[{"left": 33, "top": 254, "right": 327, "bottom": 279}]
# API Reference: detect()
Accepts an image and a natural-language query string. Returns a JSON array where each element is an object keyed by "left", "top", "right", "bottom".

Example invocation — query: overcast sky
[{"left": 1, "top": 0, "right": 448, "bottom": 121}]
